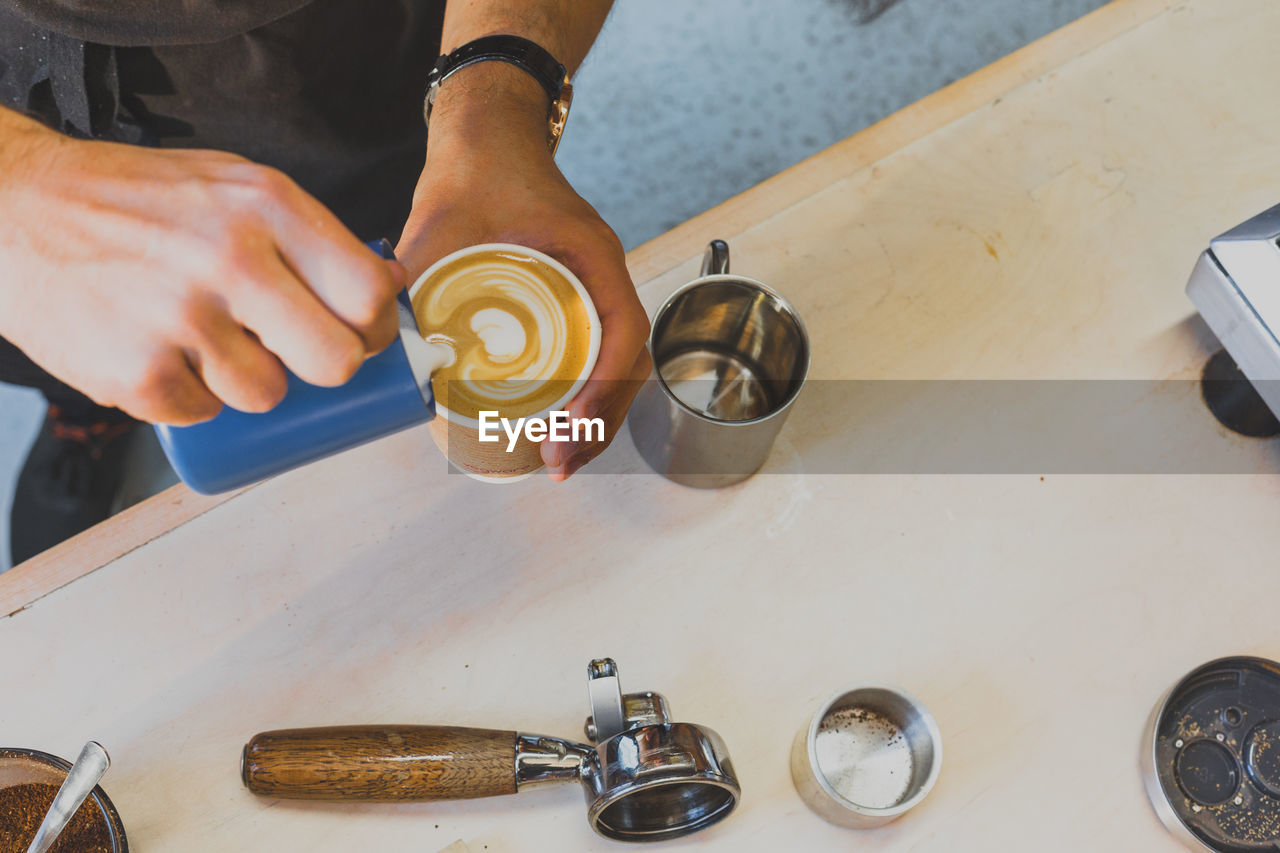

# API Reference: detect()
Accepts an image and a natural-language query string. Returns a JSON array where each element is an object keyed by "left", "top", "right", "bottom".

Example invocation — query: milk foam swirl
[{"left": 411, "top": 249, "right": 592, "bottom": 421}]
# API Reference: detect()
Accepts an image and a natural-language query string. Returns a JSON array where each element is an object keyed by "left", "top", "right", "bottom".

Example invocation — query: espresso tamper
[{"left": 242, "top": 659, "right": 740, "bottom": 842}]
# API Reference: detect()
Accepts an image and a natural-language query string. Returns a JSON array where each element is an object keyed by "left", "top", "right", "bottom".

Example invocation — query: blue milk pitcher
[{"left": 155, "top": 240, "right": 440, "bottom": 494}]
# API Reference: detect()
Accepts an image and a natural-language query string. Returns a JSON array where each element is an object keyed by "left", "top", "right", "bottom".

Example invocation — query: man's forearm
[
  {"left": 398, "top": 1, "right": 647, "bottom": 484},
  {"left": 0, "top": 105, "right": 62, "bottom": 183}
]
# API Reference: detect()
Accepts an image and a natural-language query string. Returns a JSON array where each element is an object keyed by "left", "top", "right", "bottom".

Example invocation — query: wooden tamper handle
[{"left": 242, "top": 725, "right": 518, "bottom": 801}]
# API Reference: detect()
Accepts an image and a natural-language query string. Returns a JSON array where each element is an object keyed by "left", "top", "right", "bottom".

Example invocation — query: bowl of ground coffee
[{"left": 0, "top": 748, "right": 126, "bottom": 853}]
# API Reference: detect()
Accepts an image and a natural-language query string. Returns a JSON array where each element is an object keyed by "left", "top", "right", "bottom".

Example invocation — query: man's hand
[
  {"left": 0, "top": 109, "right": 405, "bottom": 425},
  {"left": 398, "top": 61, "right": 650, "bottom": 481}
]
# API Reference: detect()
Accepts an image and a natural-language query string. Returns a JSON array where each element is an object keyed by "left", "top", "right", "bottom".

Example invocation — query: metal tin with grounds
[
  {"left": 790, "top": 684, "right": 942, "bottom": 829},
  {"left": 1142, "top": 656, "right": 1280, "bottom": 852}
]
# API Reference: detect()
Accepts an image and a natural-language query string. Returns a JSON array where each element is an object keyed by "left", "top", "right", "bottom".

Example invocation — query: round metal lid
[{"left": 1149, "top": 657, "right": 1280, "bottom": 851}]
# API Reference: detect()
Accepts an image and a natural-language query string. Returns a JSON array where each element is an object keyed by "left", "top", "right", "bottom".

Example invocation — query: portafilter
[{"left": 241, "top": 659, "right": 739, "bottom": 842}]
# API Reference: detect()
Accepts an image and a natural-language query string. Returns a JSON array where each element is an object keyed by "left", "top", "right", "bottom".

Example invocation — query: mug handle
[{"left": 701, "top": 239, "right": 730, "bottom": 277}]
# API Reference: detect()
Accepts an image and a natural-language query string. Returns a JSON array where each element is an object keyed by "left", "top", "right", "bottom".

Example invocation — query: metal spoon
[{"left": 26, "top": 741, "right": 111, "bottom": 853}]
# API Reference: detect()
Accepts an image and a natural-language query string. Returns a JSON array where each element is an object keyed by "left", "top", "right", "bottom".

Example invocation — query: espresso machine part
[
  {"left": 1186, "top": 204, "right": 1280, "bottom": 432},
  {"left": 242, "top": 659, "right": 739, "bottom": 843},
  {"left": 1142, "top": 656, "right": 1280, "bottom": 852}
]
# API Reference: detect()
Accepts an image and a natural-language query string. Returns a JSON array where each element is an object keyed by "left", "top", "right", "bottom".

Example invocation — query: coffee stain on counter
[{"left": 954, "top": 224, "right": 1004, "bottom": 263}]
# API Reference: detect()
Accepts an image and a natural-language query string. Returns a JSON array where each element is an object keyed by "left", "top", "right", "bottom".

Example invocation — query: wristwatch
[{"left": 425, "top": 34, "right": 573, "bottom": 156}]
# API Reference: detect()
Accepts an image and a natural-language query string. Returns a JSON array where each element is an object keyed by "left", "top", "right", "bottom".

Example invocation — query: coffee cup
[{"left": 409, "top": 243, "right": 601, "bottom": 481}]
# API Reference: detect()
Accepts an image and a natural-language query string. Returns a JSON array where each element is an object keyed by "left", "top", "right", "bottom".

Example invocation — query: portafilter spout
[{"left": 241, "top": 659, "right": 739, "bottom": 843}]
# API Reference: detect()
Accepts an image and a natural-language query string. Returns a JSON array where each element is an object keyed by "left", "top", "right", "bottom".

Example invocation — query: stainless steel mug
[{"left": 628, "top": 240, "right": 810, "bottom": 487}]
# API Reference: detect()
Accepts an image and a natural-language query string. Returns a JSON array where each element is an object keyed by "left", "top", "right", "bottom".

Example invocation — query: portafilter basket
[{"left": 242, "top": 659, "right": 739, "bottom": 842}]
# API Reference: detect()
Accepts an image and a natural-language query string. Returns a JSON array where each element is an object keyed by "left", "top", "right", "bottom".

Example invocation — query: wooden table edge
[
  {"left": 0, "top": 483, "right": 246, "bottom": 617},
  {"left": 0, "top": 0, "right": 1180, "bottom": 617}
]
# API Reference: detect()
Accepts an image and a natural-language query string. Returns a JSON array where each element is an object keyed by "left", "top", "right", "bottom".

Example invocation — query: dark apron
[{"left": 0, "top": 0, "right": 446, "bottom": 241}]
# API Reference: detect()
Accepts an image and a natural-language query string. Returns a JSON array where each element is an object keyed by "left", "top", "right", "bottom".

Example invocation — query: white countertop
[{"left": 4, "top": 0, "right": 1280, "bottom": 849}]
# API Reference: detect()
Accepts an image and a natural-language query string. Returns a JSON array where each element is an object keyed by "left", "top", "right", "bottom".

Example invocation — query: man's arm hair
[{"left": 0, "top": 105, "right": 60, "bottom": 180}]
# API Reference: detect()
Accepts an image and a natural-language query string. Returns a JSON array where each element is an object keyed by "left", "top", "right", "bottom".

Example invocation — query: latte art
[{"left": 410, "top": 248, "right": 593, "bottom": 421}]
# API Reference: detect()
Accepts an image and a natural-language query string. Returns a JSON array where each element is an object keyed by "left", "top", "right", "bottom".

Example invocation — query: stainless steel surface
[
  {"left": 578, "top": 661, "right": 737, "bottom": 841},
  {"left": 586, "top": 692, "right": 674, "bottom": 743},
  {"left": 584, "top": 722, "right": 739, "bottom": 842},
  {"left": 628, "top": 240, "right": 810, "bottom": 488},
  {"left": 584, "top": 661, "right": 673, "bottom": 743},
  {"left": 791, "top": 685, "right": 942, "bottom": 830},
  {"left": 1142, "top": 687, "right": 1212, "bottom": 852},
  {"left": 515, "top": 734, "right": 594, "bottom": 791},
  {"left": 478, "top": 660, "right": 741, "bottom": 842},
  {"left": 25, "top": 741, "right": 111, "bottom": 853},
  {"left": 515, "top": 719, "right": 739, "bottom": 843},
  {"left": 701, "top": 239, "right": 730, "bottom": 277},
  {"left": 587, "top": 659, "right": 627, "bottom": 743},
  {"left": 1211, "top": 202, "right": 1280, "bottom": 339},
  {"left": 1187, "top": 203, "right": 1280, "bottom": 421}
]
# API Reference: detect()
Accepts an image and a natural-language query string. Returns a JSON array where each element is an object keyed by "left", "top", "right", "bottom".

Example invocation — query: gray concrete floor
[
  {"left": 0, "top": 0, "right": 1110, "bottom": 569},
  {"left": 560, "top": 0, "right": 1111, "bottom": 249}
]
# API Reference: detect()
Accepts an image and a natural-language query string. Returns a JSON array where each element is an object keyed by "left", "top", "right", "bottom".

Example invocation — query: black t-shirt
[{"left": 0, "top": 0, "right": 447, "bottom": 241}]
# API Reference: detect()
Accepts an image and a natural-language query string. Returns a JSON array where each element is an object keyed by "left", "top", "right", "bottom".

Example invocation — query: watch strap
[{"left": 429, "top": 34, "right": 566, "bottom": 105}]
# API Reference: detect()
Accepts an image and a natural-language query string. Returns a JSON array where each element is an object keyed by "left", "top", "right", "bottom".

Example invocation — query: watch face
[{"left": 547, "top": 84, "right": 573, "bottom": 156}]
